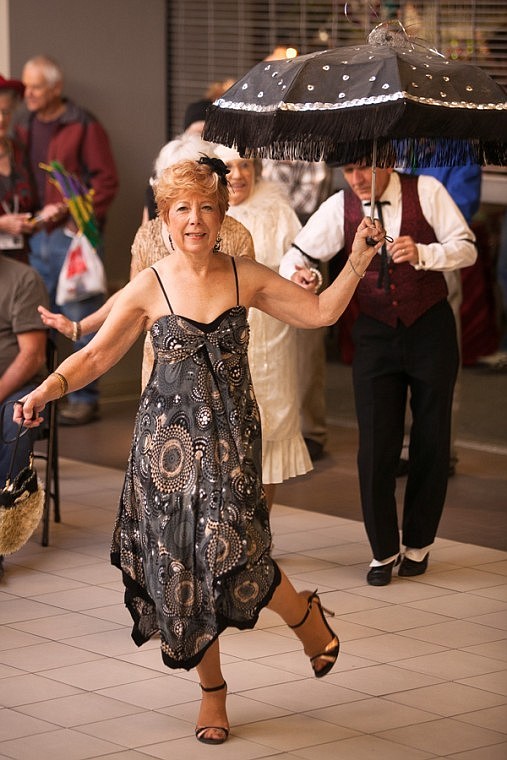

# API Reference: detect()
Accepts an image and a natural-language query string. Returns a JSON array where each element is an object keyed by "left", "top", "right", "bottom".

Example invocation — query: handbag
[
  {"left": 0, "top": 409, "right": 44, "bottom": 555},
  {"left": 55, "top": 232, "right": 107, "bottom": 305}
]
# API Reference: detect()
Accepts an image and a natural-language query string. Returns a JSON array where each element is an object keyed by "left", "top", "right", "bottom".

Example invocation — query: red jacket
[{"left": 13, "top": 99, "right": 118, "bottom": 223}]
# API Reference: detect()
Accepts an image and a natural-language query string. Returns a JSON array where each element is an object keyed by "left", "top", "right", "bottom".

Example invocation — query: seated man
[{"left": 0, "top": 254, "right": 48, "bottom": 577}]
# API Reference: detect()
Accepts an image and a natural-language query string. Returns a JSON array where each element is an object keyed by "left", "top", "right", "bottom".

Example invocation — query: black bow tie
[{"left": 363, "top": 200, "right": 390, "bottom": 207}]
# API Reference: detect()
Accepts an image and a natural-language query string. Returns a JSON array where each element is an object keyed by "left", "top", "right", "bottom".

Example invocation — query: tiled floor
[{"left": 1, "top": 456, "right": 506, "bottom": 759}]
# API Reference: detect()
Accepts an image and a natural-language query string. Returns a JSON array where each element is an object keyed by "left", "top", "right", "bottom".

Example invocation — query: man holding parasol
[
  {"left": 280, "top": 163, "right": 476, "bottom": 585},
  {"left": 203, "top": 20, "right": 506, "bottom": 584}
]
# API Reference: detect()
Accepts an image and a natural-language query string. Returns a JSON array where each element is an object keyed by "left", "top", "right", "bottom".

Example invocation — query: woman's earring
[
  {"left": 168, "top": 232, "right": 175, "bottom": 251},
  {"left": 213, "top": 234, "right": 222, "bottom": 253}
]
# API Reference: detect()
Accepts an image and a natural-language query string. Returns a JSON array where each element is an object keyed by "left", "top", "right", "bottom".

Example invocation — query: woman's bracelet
[
  {"left": 71, "top": 321, "right": 82, "bottom": 341},
  {"left": 348, "top": 257, "right": 366, "bottom": 279},
  {"left": 309, "top": 267, "right": 323, "bottom": 293},
  {"left": 52, "top": 371, "right": 69, "bottom": 398}
]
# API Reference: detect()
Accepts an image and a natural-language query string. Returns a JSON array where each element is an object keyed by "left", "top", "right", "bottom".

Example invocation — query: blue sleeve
[{"left": 414, "top": 166, "right": 481, "bottom": 224}]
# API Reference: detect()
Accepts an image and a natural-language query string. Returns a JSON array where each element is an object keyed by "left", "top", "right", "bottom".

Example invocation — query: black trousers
[{"left": 352, "top": 300, "right": 459, "bottom": 561}]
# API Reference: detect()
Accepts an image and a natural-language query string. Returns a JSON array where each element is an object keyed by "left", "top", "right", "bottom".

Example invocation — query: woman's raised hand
[
  {"left": 352, "top": 216, "right": 386, "bottom": 258},
  {"left": 38, "top": 305, "right": 73, "bottom": 339}
]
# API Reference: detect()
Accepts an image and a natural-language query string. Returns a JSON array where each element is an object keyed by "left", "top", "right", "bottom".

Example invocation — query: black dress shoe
[
  {"left": 367, "top": 557, "right": 399, "bottom": 586},
  {"left": 398, "top": 554, "right": 429, "bottom": 577}
]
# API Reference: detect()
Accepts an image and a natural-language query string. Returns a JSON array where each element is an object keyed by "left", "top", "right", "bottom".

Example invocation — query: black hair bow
[{"left": 197, "top": 155, "right": 230, "bottom": 186}]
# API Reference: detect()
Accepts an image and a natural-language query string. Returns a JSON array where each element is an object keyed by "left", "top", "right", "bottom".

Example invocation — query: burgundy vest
[{"left": 344, "top": 174, "right": 448, "bottom": 327}]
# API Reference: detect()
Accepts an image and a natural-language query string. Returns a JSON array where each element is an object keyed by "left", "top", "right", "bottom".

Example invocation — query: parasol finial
[{"left": 367, "top": 20, "right": 412, "bottom": 50}]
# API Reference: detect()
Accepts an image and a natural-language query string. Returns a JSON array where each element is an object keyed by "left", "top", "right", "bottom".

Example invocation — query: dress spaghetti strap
[
  {"left": 150, "top": 266, "right": 174, "bottom": 314},
  {"left": 231, "top": 257, "right": 240, "bottom": 306}
]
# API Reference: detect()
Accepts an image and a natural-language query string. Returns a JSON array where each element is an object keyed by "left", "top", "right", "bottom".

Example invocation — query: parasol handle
[{"left": 365, "top": 141, "right": 377, "bottom": 246}]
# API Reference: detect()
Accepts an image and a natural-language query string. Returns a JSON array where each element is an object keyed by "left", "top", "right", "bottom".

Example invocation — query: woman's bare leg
[
  {"left": 195, "top": 639, "right": 229, "bottom": 742},
  {"left": 267, "top": 568, "right": 338, "bottom": 672},
  {"left": 264, "top": 483, "right": 276, "bottom": 513}
]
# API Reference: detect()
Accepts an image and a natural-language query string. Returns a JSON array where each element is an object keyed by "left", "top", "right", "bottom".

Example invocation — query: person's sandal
[
  {"left": 195, "top": 681, "right": 229, "bottom": 745},
  {"left": 290, "top": 589, "right": 340, "bottom": 678}
]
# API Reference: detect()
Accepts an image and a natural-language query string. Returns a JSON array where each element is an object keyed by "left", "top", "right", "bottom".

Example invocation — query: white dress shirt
[{"left": 279, "top": 172, "right": 477, "bottom": 279}]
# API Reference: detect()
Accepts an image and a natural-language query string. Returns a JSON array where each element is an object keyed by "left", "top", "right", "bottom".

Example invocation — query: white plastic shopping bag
[{"left": 55, "top": 233, "right": 107, "bottom": 305}]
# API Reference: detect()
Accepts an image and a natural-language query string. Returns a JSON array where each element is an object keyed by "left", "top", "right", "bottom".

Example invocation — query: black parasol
[{"left": 203, "top": 23, "right": 507, "bottom": 170}]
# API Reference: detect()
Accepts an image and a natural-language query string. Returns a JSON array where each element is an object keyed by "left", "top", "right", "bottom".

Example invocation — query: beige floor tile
[
  {"left": 319, "top": 587, "right": 390, "bottom": 614},
  {"left": 324, "top": 662, "right": 444, "bottom": 696},
  {"left": 432, "top": 546, "right": 507, "bottom": 566},
  {"left": 222, "top": 657, "right": 309, "bottom": 689},
  {"left": 10, "top": 610, "right": 123, "bottom": 639},
  {"left": 401, "top": 619, "right": 506, "bottom": 648},
  {"left": 32, "top": 584, "right": 123, "bottom": 611},
  {"left": 345, "top": 632, "right": 447, "bottom": 663},
  {"left": 468, "top": 611, "right": 507, "bottom": 631},
  {"left": 8, "top": 548, "right": 103, "bottom": 571},
  {"left": 0, "top": 673, "right": 80, "bottom": 707},
  {"left": 327, "top": 617, "right": 384, "bottom": 641},
  {"left": 63, "top": 627, "right": 148, "bottom": 657},
  {"left": 41, "top": 657, "right": 163, "bottom": 691},
  {"left": 1, "top": 567, "right": 87, "bottom": 596},
  {"left": 458, "top": 670, "right": 507, "bottom": 696},
  {"left": 0, "top": 662, "right": 23, "bottom": 677},
  {"left": 292, "top": 734, "right": 432, "bottom": 759},
  {"left": 81, "top": 603, "right": 133, "bottom": 625},
  {"left": 275, "top": 553, "right": 338, "bottom": 575},
  {"left": 0, "top": 597, "right": 68, "bottom": 624},
  {"left": 140, "top": 733, "right": 280, "bottom": 759},
  {"left": 407, "top": 592, "right": 507, "bottom": 619},
  {"left": 235, "top": 713, "right": 358, "bottom": 751},
  {"left": 385, "top": 681, "right": 506, "bottom": 716},
  {"left": 0, "top": 640, "right": 102, "bottom": 673},
  {"left": 219, "top": 629, "right": 301, "bottom": 659},
  {"left": 306, "top": 696, "right": 438, "bottom": 732},
  {"left": 77, "top": 710, "right": 191, "bottom": 748},
  {"left": 463, "top": 640, "right": 507, "bottom": 663},
  {"left": 98, "top": 674, "right": 200, "bottom": 710},
  {"left": 399, "top": 650, "right": 507, "bottom": 680},
  {"left": 378, "top": 716, "right": 505, "bottom": 756},
  {"left": 255, "top": 646, "right": 374, "bottom": 676},
  {"left": 342, "top": 604, "right": 451, "bottom": 633},
  {"left": 52, "top": 561, "right": 120, "bottom": 585},
  {"left": 0, "top": 727, "right": 123, "bottom": 760},
  {"left": 458, "top": 704, "right": 507, "bottom": 733},
  {"left": 0, "top": 708, "right": 58, "bottom": 741},
  {"left": 475, "top": 561, "right": 507, "bottom": 575},
  {"left": 118, "top": 647, "right": 181, "bottom": 674},
  {"left": 15, "top": 691, "right": 144, "bottom": 727},
  {"left": 0, "top": 626, "right": 46, "bottom": 650},
  {"left": 241, "top": 677, "right": 371, "bottom": 711},
  {"left": 161, "top": 691, "right": 289, "bottom": 726},
  {"left": 475, "top": 586, "right": 507, "bottom": 602},
  {"left": 419, "top": 568, "right": 507, "bottom": 592},
  {"left": 446, "top": 743, "right": 507, "bottom": 759},
  {"left": 95, "top": 752, "right": 170, "bottom": 760}
]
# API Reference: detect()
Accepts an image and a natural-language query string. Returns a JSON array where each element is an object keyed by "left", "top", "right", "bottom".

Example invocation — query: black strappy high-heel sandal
[
  {"left": 290, "top": 590, "right": 340, "bottom": 678},
  {"left": 195, "top": 681, "right": 229, "bottom": 745}
]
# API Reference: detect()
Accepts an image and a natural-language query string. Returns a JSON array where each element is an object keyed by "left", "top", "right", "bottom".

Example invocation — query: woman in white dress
[{"left": 214, "top": 146, "right": 312, "bottom": 509}]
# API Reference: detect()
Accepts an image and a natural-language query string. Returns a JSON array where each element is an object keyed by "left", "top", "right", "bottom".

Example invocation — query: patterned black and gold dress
[{"left": 111, "top": 259, "right": 280, "bottom": 670}]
